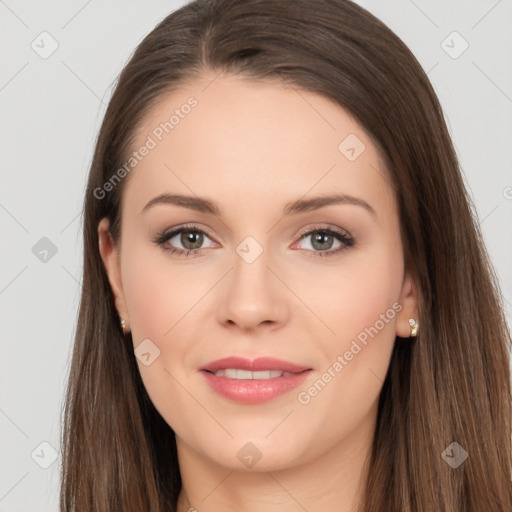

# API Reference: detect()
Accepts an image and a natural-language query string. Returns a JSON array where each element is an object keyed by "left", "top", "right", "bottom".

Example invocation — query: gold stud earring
[
  {"left": 120, "top": 316, "right": 127, "bottom": 332},
  {"left": 408, "top": 318, "right": 418, "bottom": 337}
]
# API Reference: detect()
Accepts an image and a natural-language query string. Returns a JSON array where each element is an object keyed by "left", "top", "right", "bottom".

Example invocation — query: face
[{"left": 99, "top": 71, "right": 417, "bottom": 472}]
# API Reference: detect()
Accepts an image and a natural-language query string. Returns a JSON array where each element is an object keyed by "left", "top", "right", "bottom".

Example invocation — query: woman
[{"left": 59, "top": 0, "right": 512, "bottom": 510}]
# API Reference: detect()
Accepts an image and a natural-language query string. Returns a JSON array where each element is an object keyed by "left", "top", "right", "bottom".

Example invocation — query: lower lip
[{"left": 201, "top": 370, "right": 312, "bottom": 404}]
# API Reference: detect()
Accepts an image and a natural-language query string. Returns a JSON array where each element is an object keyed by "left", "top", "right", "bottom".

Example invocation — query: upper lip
[{"left": 199, "top": 356, "right": 311, "bottom": 374}]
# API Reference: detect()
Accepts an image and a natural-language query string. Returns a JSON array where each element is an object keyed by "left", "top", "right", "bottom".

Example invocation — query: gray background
[{"left": 1, "top": 0, "right": 511, "bottom": 510}]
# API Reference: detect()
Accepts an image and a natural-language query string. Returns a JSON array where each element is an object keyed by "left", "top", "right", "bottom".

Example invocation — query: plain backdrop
[{"left": 1, "top": 1, "right": 511, "bottom": 510}]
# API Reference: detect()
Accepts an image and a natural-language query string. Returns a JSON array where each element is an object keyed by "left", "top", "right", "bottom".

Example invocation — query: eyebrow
[{"left": 141, "top": 193, "right": 377, "bottom": 218}]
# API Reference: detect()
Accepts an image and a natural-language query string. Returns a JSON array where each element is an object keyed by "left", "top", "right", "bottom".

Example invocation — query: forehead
[{"left": 123, "top": 71, "right": 393, "bottom": 220}]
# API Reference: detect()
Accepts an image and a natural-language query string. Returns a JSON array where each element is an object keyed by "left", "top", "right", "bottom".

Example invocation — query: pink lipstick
[{"left": 199, "top": 356, "right": 312, "bottom": 404}]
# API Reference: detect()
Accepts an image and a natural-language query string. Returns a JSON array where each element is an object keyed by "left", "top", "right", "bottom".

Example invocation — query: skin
[{"left": 98, "top": 70, "right": 418, "bottom": 512}]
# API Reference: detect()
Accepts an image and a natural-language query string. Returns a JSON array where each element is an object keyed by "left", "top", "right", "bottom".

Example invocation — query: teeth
[{"left": 213, "top": 369, "right": 296, "bottom": 379}]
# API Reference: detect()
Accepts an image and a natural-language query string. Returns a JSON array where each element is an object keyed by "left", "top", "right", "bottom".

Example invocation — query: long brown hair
[{"left": 59, "top": 0, "right": 512, "bottom": 510}]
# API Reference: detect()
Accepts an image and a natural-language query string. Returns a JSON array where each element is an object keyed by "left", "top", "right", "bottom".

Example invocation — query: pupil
[
  {"left": 312, "top": 231, "right": 332, "bottom": 250},
  {"left": 182, "top": 230, "right": 203, "bottom": 250}
]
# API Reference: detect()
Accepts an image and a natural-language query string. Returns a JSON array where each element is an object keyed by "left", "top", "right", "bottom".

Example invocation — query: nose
[{"left": 216, "top": 244, "right": 290, "bottom": 332}]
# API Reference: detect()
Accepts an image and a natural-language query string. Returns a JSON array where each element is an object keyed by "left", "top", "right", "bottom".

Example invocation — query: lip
[
  {"left": 199, "top": 356, "right": 311, "bottom": 373},
  {"left": 199, "top": 356, "right": 313, "bottom": 405}
]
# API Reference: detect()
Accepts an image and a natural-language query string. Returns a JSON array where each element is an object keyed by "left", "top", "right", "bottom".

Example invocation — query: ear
[
  {"left": 395, "top": 268, "right": 419, "bottom": 338},
  {"left": 98, "top": 217, "right": 129, "bottom": 325}
]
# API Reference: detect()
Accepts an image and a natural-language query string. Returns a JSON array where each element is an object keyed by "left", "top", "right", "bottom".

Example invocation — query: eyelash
[{"left": 152, "top": 223, "right": 355, "bottom": 259}]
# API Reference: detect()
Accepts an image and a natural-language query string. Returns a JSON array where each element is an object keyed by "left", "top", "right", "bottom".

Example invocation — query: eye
[
  {"left": 153, "top": 223, "right": 355, "bottom": 258},
  {"left": 293, "top": 225, "right": 355, "bottom": 258},
  {"left": 153, "top": 224, "right": 217, "bottom": 257}
]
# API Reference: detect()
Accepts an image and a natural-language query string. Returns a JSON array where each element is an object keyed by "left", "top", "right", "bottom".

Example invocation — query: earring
[
  {"left": 408, "top": 318, "right": 418, "bottom": 337},
  {"left": 120, "top": 316, "right": 127, "bottom": 333}
]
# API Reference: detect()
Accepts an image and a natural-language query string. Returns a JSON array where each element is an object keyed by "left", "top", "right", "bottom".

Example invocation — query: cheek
[
  {"left": 121, "top": 242, "right": 206, "bottom": 341},
  {"left": 120, "top": 244, "right": 210, "bottom": 397},
  {"left": 299, "top": 239, "right": 404, "bottom": 346},
  {"left": 120, "top": 245, "right": 201, "bottom": 429},
  {"left": 293, "top": 240, "right": 403, "bottom": 411}
]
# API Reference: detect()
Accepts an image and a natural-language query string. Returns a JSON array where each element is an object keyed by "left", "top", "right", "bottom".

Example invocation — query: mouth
[
  {"left": 199, "top": 355, "right": 311, "bottom": 374},
  {"left": 199, "top": 356, "right": 313, "bottom": 404},
  {"left": 203, "top": 369, "right": 299, "bottom": 379}
]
